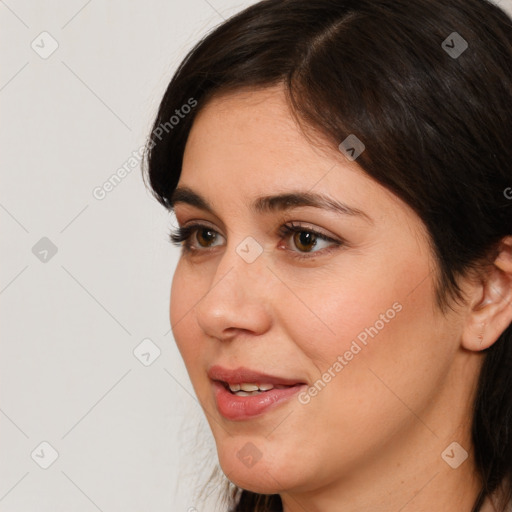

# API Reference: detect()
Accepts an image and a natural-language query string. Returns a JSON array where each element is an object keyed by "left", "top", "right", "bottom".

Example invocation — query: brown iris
[
  {"left": 196, "top": 228, "right": 217, "bottom": 247},
  {"left": 293, "top": 231, "right": 317, "bottom": 252}
]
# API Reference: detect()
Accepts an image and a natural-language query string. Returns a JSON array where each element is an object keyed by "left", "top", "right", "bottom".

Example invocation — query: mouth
[
  {"left": 208, "top": 365, "right": 307, "bottom": 421},
  {"left": 221, "top": 381, "right": 297, "bottom": 396}
]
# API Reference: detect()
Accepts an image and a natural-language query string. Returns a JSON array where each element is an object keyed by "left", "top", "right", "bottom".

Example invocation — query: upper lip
[{"left": 208, "top": 365, "right": 306, "bottom": 386}]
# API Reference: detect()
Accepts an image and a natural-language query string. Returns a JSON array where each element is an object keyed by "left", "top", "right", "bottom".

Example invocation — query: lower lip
[{"left": 212, "top": 380, "right": 306, "bottom": 421}]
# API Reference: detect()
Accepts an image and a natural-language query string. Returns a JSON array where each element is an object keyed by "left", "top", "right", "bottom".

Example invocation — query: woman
[{"left": 143, "top": 0, "right": 512, "bottom": 510}]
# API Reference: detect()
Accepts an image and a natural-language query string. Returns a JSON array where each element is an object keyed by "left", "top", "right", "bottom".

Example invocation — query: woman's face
[{"left": 169, "top": 85, "right": 476, "bottom": 499}]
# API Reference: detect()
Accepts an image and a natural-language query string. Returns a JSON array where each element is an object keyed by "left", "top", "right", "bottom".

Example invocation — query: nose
[{"left": 194, "top": 239, "right": 273, "bottom": 341}]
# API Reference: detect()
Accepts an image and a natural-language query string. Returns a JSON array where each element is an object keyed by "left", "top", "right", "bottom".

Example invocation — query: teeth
[
  {"left": 227, "top": 382, "right": 276, "bottom": 393},
  {"left": 240, "top": 383, "right": 259, "bottom": 392}
]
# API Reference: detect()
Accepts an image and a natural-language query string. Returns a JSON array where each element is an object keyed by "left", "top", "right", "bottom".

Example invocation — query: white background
[{"left": 1, "top": 1, "right": 511, "bottom": 511}]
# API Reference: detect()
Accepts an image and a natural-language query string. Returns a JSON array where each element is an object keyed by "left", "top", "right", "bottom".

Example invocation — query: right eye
[{"left": 169, "top": 223, "right": 225, "bottom": 252}]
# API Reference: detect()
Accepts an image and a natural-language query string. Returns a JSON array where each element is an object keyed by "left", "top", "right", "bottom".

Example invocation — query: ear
[{"left": 462, "top": 236, "right": 512, "bottom": 351}]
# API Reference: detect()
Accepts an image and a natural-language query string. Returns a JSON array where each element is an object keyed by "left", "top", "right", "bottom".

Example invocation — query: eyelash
[{"left": 168, "top": 222, "right": 343, "bottom": 260}]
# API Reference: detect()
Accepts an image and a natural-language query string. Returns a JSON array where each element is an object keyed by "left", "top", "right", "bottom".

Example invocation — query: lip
[
  {"left": 208, "top": 365, "right": 305, "bottom": 386},
  {"left": 208, "top": 365, "right": 307, "bottom": 421}
]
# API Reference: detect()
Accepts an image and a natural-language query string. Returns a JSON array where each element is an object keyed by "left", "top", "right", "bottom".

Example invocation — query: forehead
[
  {"left": 182, "top": 86, "right": 353, "bottom": 193},
  {"left": 179, "top": 85, "right": 421, "bottom": 235},
  {"left": 184, "top": 86, "right": 314, "bottom": 163}
]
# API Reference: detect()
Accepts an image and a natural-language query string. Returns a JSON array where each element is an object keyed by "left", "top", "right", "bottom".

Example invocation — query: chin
[
  {"left": 219, "top": 461, "right": 285, "bottom": 495},
  {"left": 215, "top": 437, "right": 302, "bottom": 495}
]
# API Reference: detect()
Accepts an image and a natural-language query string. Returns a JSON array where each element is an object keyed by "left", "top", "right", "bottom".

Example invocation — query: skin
[{"left": 169, "top": 84, "right": 512, "bottom": 512}]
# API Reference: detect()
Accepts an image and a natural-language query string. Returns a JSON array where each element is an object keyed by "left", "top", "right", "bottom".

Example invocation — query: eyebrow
[{"left": 169, "top": 186, "right": 373, "bottom": 223}]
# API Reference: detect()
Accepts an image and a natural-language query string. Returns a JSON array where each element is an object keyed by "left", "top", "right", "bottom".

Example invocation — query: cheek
[
  {"left": 169, "top": 262, "right": 204, "bottom": 367},
  {"left": 304, "top": 241, "right": 434, "bottom": 352},
  {"left": 296, "top": 257, "right": 444, "bottom": 426},
  {"left": 288, "top": 250, "right": 443, "bottom": 414},
  {"left": 272, "top": 264, "right": 444, "bottom": 479},
  {"left": 169, "top": 259, "right": 209, "bottom": 332},
  {"left": 169, "top": 261, "right": 187, "bottom": 334},
  {"left": 283, "top": 254, "right": 432, "bottom": 365}
]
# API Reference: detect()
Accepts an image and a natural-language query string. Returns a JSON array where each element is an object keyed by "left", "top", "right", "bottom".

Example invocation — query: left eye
[
  {"left": 168, "top": 222, "right": 343, "bottom": 259},
  {"left": 277, "top": 223, "right": 341, "bottom": 255}
]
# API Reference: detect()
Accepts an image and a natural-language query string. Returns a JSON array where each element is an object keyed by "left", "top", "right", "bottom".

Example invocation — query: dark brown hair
[{"left": 142, "top": 0, "right": 512, "bottom": 510}]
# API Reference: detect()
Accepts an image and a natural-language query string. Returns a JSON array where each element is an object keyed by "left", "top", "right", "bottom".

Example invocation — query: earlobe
[
  {"left": 477, "top": 322, "right": 485, "bottom": 345},
  {"left": 461, "top": 236, "right": 512, "bottom": 352}
]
